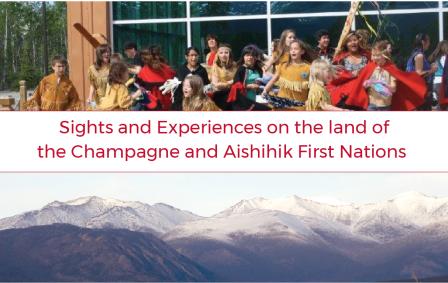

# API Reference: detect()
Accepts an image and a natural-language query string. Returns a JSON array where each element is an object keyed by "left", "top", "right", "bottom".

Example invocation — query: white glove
[{"left": 159, "top": 77, "right": 182, "bottom": 95}]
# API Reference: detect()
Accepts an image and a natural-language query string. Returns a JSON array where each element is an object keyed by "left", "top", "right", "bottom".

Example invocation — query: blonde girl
[
  {"left": 306, "top": 59, "right": 344, "bottom": 111},
  {"left": 182, "top": 75, "right": 220, "bottom": 111}
]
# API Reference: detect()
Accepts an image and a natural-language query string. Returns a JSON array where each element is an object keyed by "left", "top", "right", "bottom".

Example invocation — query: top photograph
[{"left": 0, "top": 1, "right": 446, "bottom": 112}]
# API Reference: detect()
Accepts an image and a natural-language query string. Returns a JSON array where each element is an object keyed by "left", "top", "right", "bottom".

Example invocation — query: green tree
[{"left": 0, "top": 2, "right": 67, "bottom": 91}]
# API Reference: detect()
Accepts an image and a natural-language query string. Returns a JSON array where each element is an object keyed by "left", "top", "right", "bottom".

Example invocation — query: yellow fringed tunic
[
  {"left": 276, "top": 62, "right": 310, "bottom": 104},
  {"left": 27, "top": 73, "right": 80, "bottom": 111},
  {"left": 98, "top": 84, "right": 132, "bottom": 111},
  {"left": 273, "top": 51, "right": 289, "bottom": 66},
  {"left": 88, "top": 64, "right": 109, "bottom": 106},
  {"left": 306, "top": 81, "right": 331, "bottom": 111},
  {"left": 211, "top": 63, "right": 237, "bottom": 90}
]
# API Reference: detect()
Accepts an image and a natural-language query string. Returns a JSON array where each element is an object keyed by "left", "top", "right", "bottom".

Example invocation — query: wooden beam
[{"left": 66, "top": 1, "right": 110, "bottom": 109}]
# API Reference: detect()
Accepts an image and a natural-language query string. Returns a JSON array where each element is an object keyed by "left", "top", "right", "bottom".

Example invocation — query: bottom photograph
[{"left": 0, "top": 173, "right": 447, "bottom": 282}]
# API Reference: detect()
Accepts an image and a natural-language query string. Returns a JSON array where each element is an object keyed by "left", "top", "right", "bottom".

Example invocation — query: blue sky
[{"left": 1, "top": 173, "right": 448, "bottom": 218}]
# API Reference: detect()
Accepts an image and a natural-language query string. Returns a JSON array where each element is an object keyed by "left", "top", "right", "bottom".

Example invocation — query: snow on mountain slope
[
  {"left": 164, "top": 209, "right": 324, "bottom": 244},
  {"left": 168, "top": 192, "right": 448, "bottom": 244},
  {"left": 0, "top": 196, "right": 201, "bottom": 234},
  {"left": 1, "top": 192, "right": 447, "bottom": 245}
]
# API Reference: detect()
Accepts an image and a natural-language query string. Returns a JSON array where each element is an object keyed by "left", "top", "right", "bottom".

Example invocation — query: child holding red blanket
[
  {"left": 330, "top": 41, "right": 427, "bottom": 111},
  {"left": 364, "top": 41, "right": 397, "bottom": 110},
  {"left": 136, "top": 46, "right": 175, "bottom": 110}
]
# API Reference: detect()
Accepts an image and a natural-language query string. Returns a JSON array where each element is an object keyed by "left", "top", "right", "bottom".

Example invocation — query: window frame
[{"left": 111, "top": 1, "right": 447, "bottom": 56}]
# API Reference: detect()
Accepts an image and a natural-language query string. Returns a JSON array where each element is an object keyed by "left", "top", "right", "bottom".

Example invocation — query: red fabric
[
  {"left": 227, "top": 82, "right": 246, "bottom": 103},
  {"left": 329, "top": 50, "right": 371, "bottom": 106},
  {"left": 329, "top": 61, "right": 427, "bottom": 110},
  {"left": 327, "top": 69, "right": 357, "bottom": 105},
  {"left": 207, "top": 51, "right": 217, "bottom": 66},
  {"left": 332, "top": 49, "right": 371, "bottom": 65},
  {"left": 147, "top": 88, "right": 171, "bottom": 111},
  {"left": 137, "top": 64, "right": 175, "bottom": 110},
  {"left": 146, "top": 92, "right": 159, "bottom": 110},
  {"left": 440, "top": 81, "right": 448, "bottom": 107}
]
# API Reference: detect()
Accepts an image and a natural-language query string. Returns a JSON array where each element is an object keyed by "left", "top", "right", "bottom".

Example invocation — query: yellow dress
[
  {"left": 88, "top": 64, "right": 109, "bottom": 106},
  {"left": 211, "top": 63, "right": 237, "bottom": 90},
  {"left": 183, "top": 97, "right": 221, "bottom": 111},
  {"left": 98, "top": 83, "right": 132, "bottom": 111},
  {"left": 306, "top": 82, "right": 331, "bottom": 111},
  {"left": 200, "top": 99, "right": 221, "bottom": 111},
  {"left": 276, "top": 62, "right": 310, "bottom": 103},
  {"left": 27, "top": 73, "right": 80, "bottom": 111},
  {"left": 272, "top": 51, "right": 289, "bottom": 68}
]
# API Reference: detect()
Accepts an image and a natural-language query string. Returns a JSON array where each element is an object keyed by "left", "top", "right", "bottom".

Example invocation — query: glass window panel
[
  {"left": 191, "top": 19, "right": 268, "bottom": 61},
  {"left": 356, "top": 13, "right": 438, "bottom": 69},
  {"left": 361, "top": 1, "right": 437, "bottom": 10},
  {"left": 445, "top": 2, "right": 448, "bottom": 7},
  {"left": 445, "top": 13, "right": 448, "bottom": 39},
  {"left": 113, "top": 23, "right": 187, "bottom": 69},
  {"left": 271, "top": 2, "right": 350, "bottom": 14},
  {"left": 190, "top": 1, "right": 266, "bottom": 17},
  {"left": 113, "top": 2, "right": 186, "bottom": 20},
  {"left": 271, "top": 17, "right": 347, "bottom": 50},
  {"left": 271, "top": 2, "right": 438, "bottom": 14}
]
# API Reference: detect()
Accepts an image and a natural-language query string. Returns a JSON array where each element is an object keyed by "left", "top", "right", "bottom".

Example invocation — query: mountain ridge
[{"left": 0, "top": 196, "right": 202, "bottom": 235}]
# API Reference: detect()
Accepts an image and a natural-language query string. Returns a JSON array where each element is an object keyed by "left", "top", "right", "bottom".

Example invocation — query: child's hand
[
  {"left": 132, "top": 89, "right": 143, "bottom": 100},
  {"left": 363, "top": 80, "right": 372, "bottom": 88},
  {"left": 430, "top": 63, "right": 438, "bottom": 74},
  {"left": 246, "top": 83, "right": 259, "bottom": 90}
]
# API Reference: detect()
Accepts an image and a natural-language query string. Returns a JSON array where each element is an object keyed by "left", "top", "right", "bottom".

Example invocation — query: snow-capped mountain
[
  {"left": 0, "top": 196, "right": 201, "bottom": 234},
  {"left": 2, "top": 192, "right": 448, "bottom": 281},
  {"left": 164, "top": 192, "right": 448, "bottom": 281},
  {"left": 166, "top": 191, "right": 448, "bottom": 244}
]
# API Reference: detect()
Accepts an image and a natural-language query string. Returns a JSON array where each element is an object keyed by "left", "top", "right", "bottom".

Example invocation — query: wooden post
[
  {"left": 19, "top": 80, "right": 27, "bottom": 111},
  {"left": 66, "top": 2, "right": 111, "bottom": 109},
  {"left": 335, "top": 0, "right": 361, "bottom": 56},
  {"left": 0, "top": 96, "right": 15, "bottom": 111}
]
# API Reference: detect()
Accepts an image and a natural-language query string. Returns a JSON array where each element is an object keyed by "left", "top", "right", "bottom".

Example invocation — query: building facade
[
  {"left": 111, "top": 1, "right": 447, "bottom": 68},
  {"left": 68, "top": 1, "right": 448, "bottom": 99}
]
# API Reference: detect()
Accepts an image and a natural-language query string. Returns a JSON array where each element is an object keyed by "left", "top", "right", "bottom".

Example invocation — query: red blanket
[
  {"left": 328, "top": 61, "right": 427, "bottom": 111},
  {"left": 137, "top": 64, "right": 175, "bottom": 110}
]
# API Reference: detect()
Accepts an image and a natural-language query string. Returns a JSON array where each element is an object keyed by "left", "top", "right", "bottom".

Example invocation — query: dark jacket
[{"left": 315, "top": 46, "right": 335, "bottom": 62}]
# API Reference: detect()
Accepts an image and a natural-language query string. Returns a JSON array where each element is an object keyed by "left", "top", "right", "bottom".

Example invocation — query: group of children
[{"left": 27, "top": 28, "right": 447, "bottom": 111}]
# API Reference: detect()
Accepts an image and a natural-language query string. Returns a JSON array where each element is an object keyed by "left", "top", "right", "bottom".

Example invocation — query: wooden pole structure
[
  {"left": 335, "top": 0, "right": 361, "bottom": 56},
  {"left": 42, "top": 1, "right": 49, "bottom": 75},
  {"left": 19, "top": 80, "right": 27, "bottom": 111},
  {"left": 66, "top": 2, "right": 110, "bottom": 109}
]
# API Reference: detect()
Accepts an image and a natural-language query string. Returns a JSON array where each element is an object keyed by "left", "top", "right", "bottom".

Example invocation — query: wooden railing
[
  {"left": 0, "top": 80, "right": 27, "bottom": 111},
  {"left": 0, "top": 96, "right": 15, "bottom": 111}
]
